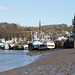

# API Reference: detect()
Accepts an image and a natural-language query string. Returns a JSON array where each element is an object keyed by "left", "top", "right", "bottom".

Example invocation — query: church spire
[
  {"left": 39, "top": 20, "right": 42, "bottom": 34},
  {"left": 39, "top": 20, "right": 41, "bottom": 30}
]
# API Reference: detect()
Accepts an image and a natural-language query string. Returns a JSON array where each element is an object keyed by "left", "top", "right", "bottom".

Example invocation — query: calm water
[{"left": 0, "top": 50, "right": 39, "bottom": 72}]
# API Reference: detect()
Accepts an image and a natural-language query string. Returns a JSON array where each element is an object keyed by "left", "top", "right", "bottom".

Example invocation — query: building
[{"left": 62, "top": 31, "right": 69, "bottom": 35}]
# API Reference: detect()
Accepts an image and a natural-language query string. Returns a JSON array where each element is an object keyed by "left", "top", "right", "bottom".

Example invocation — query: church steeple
[{"left": 39, "top": 20, "right": 42, "bottom": 34}]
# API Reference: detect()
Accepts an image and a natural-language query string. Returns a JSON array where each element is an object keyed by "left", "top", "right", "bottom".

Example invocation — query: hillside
[
  {"left": 0, "top": 22, "right": 25, "bottom": 39},
  {"left": 0, "top": 22, "right": 73, "bottom": 39},
  {"left": 24, "top": 24, "right": 73, "bottom": 35},
  {"left": 0, "top": 22, "right": 18, "bottom": 29},
  {"left": 42, "top": 24, "right": 73, "bottom": 35}
]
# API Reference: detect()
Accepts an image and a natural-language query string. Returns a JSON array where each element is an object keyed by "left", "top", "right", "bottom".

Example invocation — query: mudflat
[{"left": 0, "top": 48, "right": 75, "bottom": 75}]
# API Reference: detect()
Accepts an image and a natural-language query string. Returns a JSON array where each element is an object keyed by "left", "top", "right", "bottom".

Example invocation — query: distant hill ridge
[
  {"left": 0, "top": 22, "right": 73, "bottom": 37},
  {"left": 42, "top": 24, "right": 71, "bottom": 35},
  {"left": 0, "top": 22, "right": 18, "bottom": 29}
]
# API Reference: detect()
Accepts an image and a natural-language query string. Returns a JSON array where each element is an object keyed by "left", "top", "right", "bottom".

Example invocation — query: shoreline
[{"left": 0, "top": 48, "right": 75, "bottom": 75}]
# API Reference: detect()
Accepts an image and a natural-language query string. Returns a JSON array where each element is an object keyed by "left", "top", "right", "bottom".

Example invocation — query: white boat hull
[
  {"left": 23, "top": 45, "right": 28, "bottom": 50},
  {"left": 47, "top": 45, "right": 55, "bottom": 49},
  {"left": 39, "top": 40, "right": 55, "bottom": 50},
  {"left": 4, "top": 46, "right": 9, "bottom": 50}
]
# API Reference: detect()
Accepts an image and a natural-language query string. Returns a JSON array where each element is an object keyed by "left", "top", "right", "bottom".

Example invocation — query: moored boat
[
  {"left": 4, "top": 44, "right": 9, "bottom": 50},
  {"left": 45, "top": 40, "right": 55, "bottom": 49},
  {"left": 0, "top": 42, "right": 4, "bottom": 49},
  {"left": 23, "top": 44, "right": 28, "bottom": 50},
  {"left": 14, "top": 45, "right": 23, "bottom": 50},
  {"left": 10, "top": 43, "right": 15, "bottom": 49},
  {"left": 32, "top": 39, "right": 43, "bottom": 49},
  {"left": 39, "top": 39, "right": 55, "bottom": 50}
]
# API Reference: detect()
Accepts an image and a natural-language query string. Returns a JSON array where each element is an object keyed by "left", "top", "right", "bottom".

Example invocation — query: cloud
[
  {"left": 0, "top": 6, "right": 9, "bottom": 11},
  {"left": 0, "top": 6, "right": 21, "bottom": 11},
  {"left": 14, "top": 8, "right": 20, "bottom": 10}
]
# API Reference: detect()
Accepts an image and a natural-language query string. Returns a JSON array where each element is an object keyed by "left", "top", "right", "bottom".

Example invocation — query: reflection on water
[{"left": 0, "top": 50, "right": 38, "bottom": 72}]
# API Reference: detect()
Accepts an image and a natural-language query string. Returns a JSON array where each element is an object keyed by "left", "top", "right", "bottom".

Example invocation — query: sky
[{"left": 0, "top": 0, "right": 75, "bottom": 27}]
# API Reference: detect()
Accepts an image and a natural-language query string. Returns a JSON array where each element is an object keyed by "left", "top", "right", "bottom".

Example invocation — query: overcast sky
[{"left": 0, "top": 0, "right": 75, "bottom": 27}]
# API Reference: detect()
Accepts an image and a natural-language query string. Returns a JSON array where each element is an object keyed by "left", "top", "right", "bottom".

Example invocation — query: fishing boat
[
  {"left": 21, "top": 41, "right": 29, "bottom": 50},
  {"left": 0, "top": 42, "right": 4, "bottom": 49},
  {"left": 28, "top": 39, "right": 43, "bottom": 50},
  {"left": 10, "top": 43, "right": 15, "bottom": 49},
  {"left": 23, "top": 44, "right": 28, "bottom": 50},
  {"left": 32, "top": 39, "right": 43, "bottom": 49},
  {"left": 4, "top": 44, "right": 9, "bottom": 50},
  {"left": 14, "top": 44, "right": 23, "bottom": 50},
  {"left": 39, "top": 39, "right": 55, "bottom": 50},
  {"left": 44, "top": 40, "right": 55, "bottom": 49}
]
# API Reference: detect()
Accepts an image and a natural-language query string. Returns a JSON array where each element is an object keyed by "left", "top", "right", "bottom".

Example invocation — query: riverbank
[{"left": 0, "top": 48, "right": 75, "bottom": 75}]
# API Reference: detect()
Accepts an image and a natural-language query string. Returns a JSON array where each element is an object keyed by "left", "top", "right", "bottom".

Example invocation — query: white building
[{"left": 62, "top": 31, "right": 70, "bottom": 35}]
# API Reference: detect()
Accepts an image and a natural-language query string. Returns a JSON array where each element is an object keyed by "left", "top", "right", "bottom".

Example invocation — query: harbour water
[{"left": 0, "top": 50, "right": 39, "bottom": 72}]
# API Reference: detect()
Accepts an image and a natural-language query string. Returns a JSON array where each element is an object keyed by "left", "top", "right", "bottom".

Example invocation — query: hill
[
  {"left": 0, "top": 22, "right": 18, "bottom": 29},
  {"left": 24, "top": 24, "right": 73, "bottom": 35},
  {"left": 0, "top": 22, "right": 73, "bottom": 39},
  {"left": 0, "top": 22, "right": 25, "bottom": 39},
  {"left": 42, "top": 24, "right": 73, "bottom": 35}
]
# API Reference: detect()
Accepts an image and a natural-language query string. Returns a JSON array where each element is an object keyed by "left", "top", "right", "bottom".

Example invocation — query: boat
[
  {"left": 39, "top": 39, "right": 55, "bottom": 50},
  {"left": 28, "top": 39, "right": 43, "bottom": 50},
  {"left": 0, "top": 42, "right": 4, "bottom": 49},
  {"left": 45, "top": 40, "right": 55, "bottom": 49},
  {"left": 4, "top": 44, "right": 9, "bottom": 50},
  {"left": 32, "top": 39, "right": 43, "bottom": 49},
  {"left": 21, "top": 41, "right": 29, "bottom": 50},
  {"left": 10, "top": 43, "right": 15, "bottom": 49},
  {"left": 64, "top": 32, "right": 75, "bottom": 48},
  {"left": 23, "top": 44, "right": 28, "bottom": 50},
  {"left": 14, "top": 45, "right": 23, "bottom": 50}
]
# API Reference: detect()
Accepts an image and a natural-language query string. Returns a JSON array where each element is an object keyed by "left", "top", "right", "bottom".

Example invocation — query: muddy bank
[
  {"left": 26, "top": 48, "right": 64, "bottom": 56},
  {"left": 0, "top": 48, "right": 75, "bottom": 75}
]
